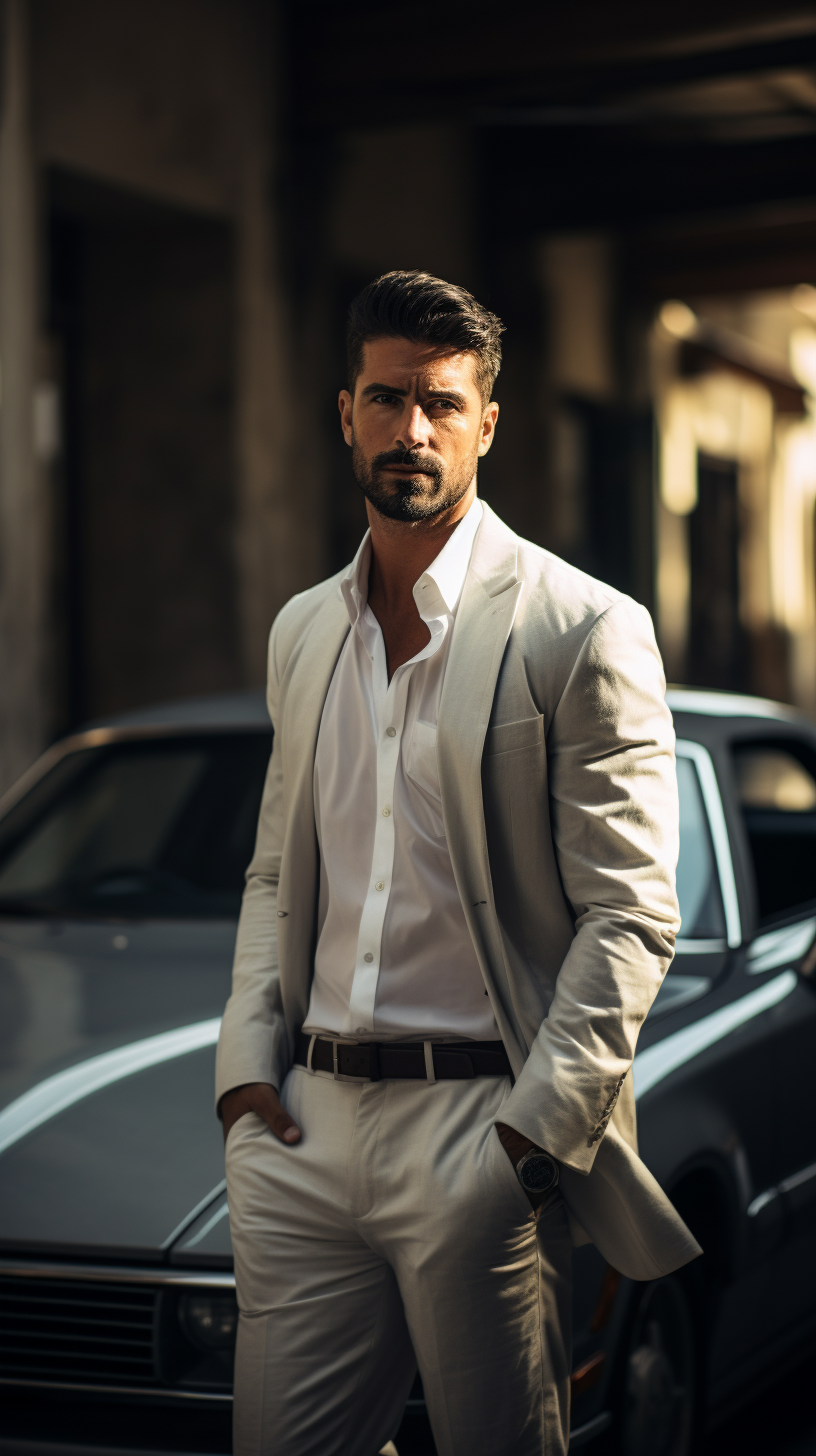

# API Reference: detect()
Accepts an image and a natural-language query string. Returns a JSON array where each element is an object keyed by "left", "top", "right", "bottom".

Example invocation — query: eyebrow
[{"left": 361, "top": 382, "right": 468, "bottom": 405}]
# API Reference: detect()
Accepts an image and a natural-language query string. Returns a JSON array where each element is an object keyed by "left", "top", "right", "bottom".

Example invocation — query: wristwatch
[{"left": 515, "top": 1147, "right": 560, "bottom": 1197}]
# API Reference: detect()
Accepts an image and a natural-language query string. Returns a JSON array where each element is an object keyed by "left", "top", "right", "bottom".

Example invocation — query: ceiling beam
[{"left": 284, "top": 2, "right": 816, "bottom": 129}]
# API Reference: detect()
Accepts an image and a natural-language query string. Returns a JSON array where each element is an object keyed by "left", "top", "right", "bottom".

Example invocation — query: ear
[
  {"left": 338, "top": 389, "right": 354, "bottom": 446},
  {"left": 478, "top": 401, "right": 499, "bottom": 457}
]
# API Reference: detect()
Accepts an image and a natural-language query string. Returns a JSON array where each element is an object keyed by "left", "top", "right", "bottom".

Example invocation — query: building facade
[{"left": 1, "top": 0, "right": 815, "bottom": 792}]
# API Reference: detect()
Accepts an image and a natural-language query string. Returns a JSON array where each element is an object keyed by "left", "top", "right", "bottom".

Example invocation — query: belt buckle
[{"left": 331, "top": 1038, "right": 364, "bottom": 1082}]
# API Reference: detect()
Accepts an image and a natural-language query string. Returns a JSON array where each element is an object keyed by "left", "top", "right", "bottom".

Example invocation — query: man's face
[{"left": 338, "top": 337, "right": 499, "bottom": 523}]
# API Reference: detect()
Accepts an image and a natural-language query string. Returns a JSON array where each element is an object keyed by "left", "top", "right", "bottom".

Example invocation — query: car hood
[{"left": 0, "top": 917, "right": 235, "bottom": 1260}]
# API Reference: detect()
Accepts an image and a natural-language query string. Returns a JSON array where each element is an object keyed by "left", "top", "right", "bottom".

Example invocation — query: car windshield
[
  {"left": 0, "top": 732, "right": 272, "bottom": 919},
  {"left": 676, "top": 754, "right": 727, "bottom": 940},
  {"left": 0, "top": 729, "right": 726, "bottom": 932}
]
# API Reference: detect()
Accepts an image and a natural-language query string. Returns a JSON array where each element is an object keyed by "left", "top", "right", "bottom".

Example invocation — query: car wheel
[{"left": 614, "top": 1274, "right": 700, "bottom": 1456}]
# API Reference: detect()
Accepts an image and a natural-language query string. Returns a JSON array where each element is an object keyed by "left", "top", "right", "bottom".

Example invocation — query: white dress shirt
[{"left": 303, "top": 496, "right": 499, "bottom": 1042}]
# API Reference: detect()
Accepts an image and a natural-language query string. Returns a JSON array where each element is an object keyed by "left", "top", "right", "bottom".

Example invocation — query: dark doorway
[
  {"left": 47, "top": 170, "right": 240, "bottom": 730},
  {"left": 566, "top": 399, "right": 652, "bottom": 602},
  {"left": 688, "top": 452, "right": 744, "bottom": 690}
]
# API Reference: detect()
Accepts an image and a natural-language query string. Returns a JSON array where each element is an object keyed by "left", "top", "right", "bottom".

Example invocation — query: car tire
[{"left": 611, "top": 1273, "right": 702, "bottom": 1456}]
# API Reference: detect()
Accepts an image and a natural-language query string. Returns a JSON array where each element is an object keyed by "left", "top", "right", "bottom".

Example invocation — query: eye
[
  {"left": 371, "top": 393, "right": 400, "bottom": 406},
  {"left": 430, "top": 398, "right": 459, "bottom": 412}
]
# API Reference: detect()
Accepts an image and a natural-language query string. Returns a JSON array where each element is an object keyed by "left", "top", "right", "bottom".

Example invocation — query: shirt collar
[
  {"left": 341, "top": 534, "right": 372, "bottom": 628},
  {"left": 340, "top": 496, "right": 483, "bottom": 629},
  {"left": 413, "top": 496, "right": 483, "bottom": 622}
]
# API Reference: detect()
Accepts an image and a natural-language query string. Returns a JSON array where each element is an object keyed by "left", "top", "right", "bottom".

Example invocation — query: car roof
[
  {"left": 666, "top": 686, "right": 805, "bottom": 724},
  {"left": 81, "top": 689, "right": 271, "bottom": 731},
  {"left": 82, "top": 685, "right": 807, "bottom": 734}
]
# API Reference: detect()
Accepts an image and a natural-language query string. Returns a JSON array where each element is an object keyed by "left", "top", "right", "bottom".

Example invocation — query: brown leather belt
[{"left": 293, "top": 1032, "right": 512, "bottom": 1082}]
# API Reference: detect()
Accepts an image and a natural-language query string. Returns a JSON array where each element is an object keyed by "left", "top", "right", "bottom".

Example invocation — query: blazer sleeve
[
  {"left": 498, "top": 596, "right": 681, "bottom": 1174},
  {"left": 214, "top": 618, "right": 289, "bottom": 1111}
]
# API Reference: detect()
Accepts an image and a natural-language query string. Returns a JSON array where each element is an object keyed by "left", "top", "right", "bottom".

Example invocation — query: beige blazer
[{"left": 216, "top": 502, "right": 701, "bottom": 1280}]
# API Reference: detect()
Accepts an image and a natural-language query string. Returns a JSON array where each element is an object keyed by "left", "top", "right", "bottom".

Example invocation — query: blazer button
[{"left": 276, "top": 911, "right": 288, "bottom": 918}]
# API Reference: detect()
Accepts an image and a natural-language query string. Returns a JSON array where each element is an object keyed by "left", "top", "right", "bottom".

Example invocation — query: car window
[
  {"left": 676, "top": 754, "right": 727, "bottom": 940},
  {"left": 735, "top": 746, "right": 816, "bottom": 811},
  {"left": 0, "top": 732, "right": 272, "bottom": 919},
  {"left": 732, "top": 739, "right": 816, "bottom": 924}
]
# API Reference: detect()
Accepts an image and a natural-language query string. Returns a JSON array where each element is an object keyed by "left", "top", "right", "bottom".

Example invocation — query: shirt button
[
  {"left": 386, "top": 726, "right": 396, "bottom": 737},
  {"left": 382, "top": 806, "right": 391, "bottom": 817},
  {"left": 375, "top": 881, "right": 384, "bottom": 891},
  {"left": 364, "top": 952, "right": 374, "bottom": 963}
]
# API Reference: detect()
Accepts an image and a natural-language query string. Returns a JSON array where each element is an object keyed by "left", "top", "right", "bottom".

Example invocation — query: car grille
[{"left": 0, "top": 1274, "right": 157, "bottom": 1387}]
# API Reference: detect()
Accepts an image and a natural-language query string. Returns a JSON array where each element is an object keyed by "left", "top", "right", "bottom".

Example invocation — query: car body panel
[
  {"left": 0, "top": 917, "right": 234, "bottom": 1257},
  {"left": 0, "top": 1045, "right": 224, "bottom": 1257},
  {"left": 0, "top": 918, "right": 235, "bottom": 1102},
  {"left": 171, "top": 1190, "right": 232, "bottom": 1264}
]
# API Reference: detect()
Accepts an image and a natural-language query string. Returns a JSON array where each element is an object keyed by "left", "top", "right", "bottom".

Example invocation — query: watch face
[{"left": 519, "top": 1153, "right": 558, "bottom": 1194}]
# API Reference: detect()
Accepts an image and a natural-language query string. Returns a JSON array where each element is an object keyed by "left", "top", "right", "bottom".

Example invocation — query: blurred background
[{"left": 2, "top": 0, "right": 816, "bottom": 795}]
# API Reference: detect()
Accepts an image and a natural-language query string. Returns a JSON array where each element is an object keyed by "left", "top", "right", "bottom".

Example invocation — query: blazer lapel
[
  {"left": 279, "top": 582, "right": 351, "bottom": 798},
  {"left": 436, "top": 503, "right": 525, "bottom": 1060},
  {"left": 276, "top": 582, "right": 351, "bottom": 1027}
]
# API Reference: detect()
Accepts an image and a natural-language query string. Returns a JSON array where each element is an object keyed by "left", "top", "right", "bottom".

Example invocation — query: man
[{"left": 216, "top": 270, "right": 700, "bottom": 1456}]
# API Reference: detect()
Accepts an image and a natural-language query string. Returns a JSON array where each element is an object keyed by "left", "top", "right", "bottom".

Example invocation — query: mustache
[{"left": 373, "top": 448, "right": 441, "bottom": 476}]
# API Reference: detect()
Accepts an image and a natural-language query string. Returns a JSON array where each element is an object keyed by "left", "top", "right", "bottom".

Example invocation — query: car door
[
  {"left": 637, "top": 734, "right": 801, "bottom": 1380},
  {"left": 639, "top": 739, "right": 778, "bottom": 1219},
  {"left": 730, "top": 731, "right": 816, "bottom": 1324}
]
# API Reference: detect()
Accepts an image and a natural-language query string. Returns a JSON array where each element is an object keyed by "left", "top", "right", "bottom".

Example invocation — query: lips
[{"left": 382, "top": 464, "right": 433, "bottom": 475}]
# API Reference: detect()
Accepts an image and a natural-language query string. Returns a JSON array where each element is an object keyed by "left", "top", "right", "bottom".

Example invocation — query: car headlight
[{"left": 178, "top": 1292, "right": 238, "bottom": 1352}]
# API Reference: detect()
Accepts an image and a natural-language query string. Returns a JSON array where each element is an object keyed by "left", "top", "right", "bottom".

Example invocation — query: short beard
[{"left": 351, "top": 441, "right": 476, "bottom": 523}]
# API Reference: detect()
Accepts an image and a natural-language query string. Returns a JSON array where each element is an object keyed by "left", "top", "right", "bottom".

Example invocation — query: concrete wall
[
  {"left": 0, "top": 0, "right": 43, "bottom": 794},
  {"left": 0, "top": 0, "right": 309, "bottom": 792},
  {"left": 32, "top": 0, "right": 315, "bottom": 682}
]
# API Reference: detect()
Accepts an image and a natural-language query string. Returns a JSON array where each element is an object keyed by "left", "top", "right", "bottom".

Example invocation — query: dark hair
[{"left": 346, "top": 270, "right": 504, "bottom": 405}]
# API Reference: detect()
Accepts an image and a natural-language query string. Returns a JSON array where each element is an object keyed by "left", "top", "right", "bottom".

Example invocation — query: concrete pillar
[
  {"left": 226, "top": 2, "right": 325, "bottom": 682},
  {"left": 0, "top": 0, "right": 44, "bottom": 794}
]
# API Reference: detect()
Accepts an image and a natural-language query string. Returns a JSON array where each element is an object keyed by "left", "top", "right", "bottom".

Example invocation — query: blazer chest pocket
[{"left": 485, "top": 714, "right": 544, "bottom": 757}]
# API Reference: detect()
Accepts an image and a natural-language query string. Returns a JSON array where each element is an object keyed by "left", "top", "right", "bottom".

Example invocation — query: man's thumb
[{"left": 258, "top": 1089, "right": 301, "bottom": 1145}]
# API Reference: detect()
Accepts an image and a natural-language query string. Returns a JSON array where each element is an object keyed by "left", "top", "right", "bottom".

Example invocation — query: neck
[{"left": 366, "top": 480, "right": 477, "bottom": 612}]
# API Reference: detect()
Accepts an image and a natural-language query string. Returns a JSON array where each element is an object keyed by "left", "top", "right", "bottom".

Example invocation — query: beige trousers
[{"left": 225, "top": 1065, "right": 572, "bottom": 1456}]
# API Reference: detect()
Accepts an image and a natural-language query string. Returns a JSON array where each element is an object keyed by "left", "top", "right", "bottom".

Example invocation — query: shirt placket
[
  {"left": 345, "top": 591, "right": 450, "bottom": 1035},
  {"left": 346, "top": 637, "right": 412, "bottom": 1035}
]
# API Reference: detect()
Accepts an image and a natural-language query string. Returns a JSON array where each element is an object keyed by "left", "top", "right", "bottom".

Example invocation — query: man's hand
[
  {"left": 495, "top": 1120, "right": 538, "bottom": 1168},
  {"left": 219, "top": 1082, "right": 301, "bottom": 1146}
]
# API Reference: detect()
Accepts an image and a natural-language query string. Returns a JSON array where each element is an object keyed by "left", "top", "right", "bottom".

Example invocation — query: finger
[
  {"left": 253, "top": 1087, "right": 301, "bottom": 1145},
  {"left": 270, "top": 1110, "right": 301, "bottom": 1144}
]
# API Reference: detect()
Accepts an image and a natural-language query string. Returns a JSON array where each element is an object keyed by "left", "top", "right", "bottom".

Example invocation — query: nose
[{"left": 395, "top": 403, "right": 431, "bottom": 451}]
